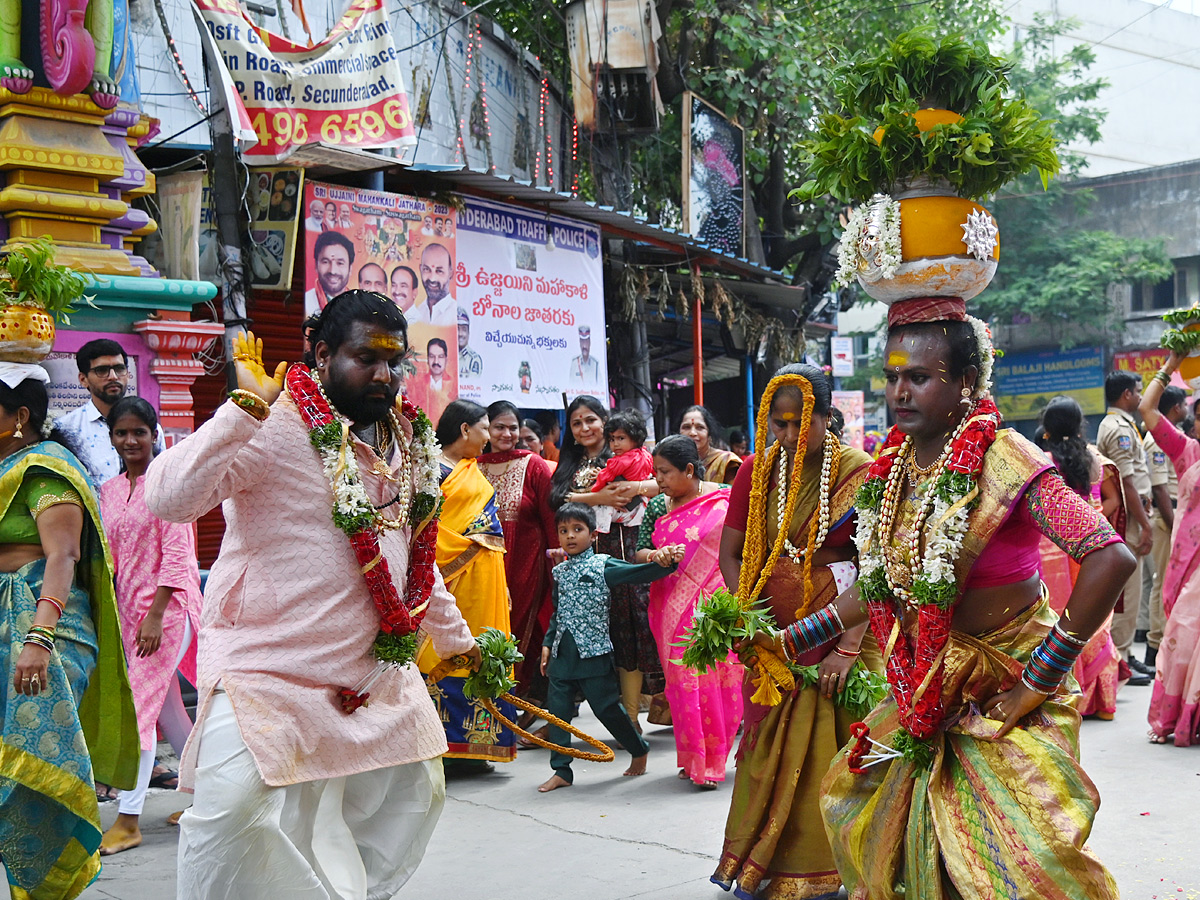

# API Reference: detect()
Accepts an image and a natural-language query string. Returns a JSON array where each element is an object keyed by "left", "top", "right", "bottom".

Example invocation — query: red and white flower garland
[
  {"left": 287, "top": 365, "right": 442, "bottom": 712},
  {"left": 854, "top": 396, "right": 1000, "bottom": 740}
]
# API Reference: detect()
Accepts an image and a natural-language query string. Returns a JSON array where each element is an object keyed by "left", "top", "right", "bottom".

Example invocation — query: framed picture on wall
[{"left": 681, "top": 92, "right": 746, "bottom": 258}]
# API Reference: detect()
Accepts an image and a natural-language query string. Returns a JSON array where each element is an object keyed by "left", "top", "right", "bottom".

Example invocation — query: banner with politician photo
[
  {"left": 455, "top": 197, "right": 606, "bottom": 409},
  {"left": 303, "top": 181, "right": 458, "bottom": 426}
]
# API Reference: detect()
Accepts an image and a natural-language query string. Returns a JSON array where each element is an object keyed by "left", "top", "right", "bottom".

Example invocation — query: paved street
[{"left": 82, "top": 643, "right": 1197, "bottom": 899}]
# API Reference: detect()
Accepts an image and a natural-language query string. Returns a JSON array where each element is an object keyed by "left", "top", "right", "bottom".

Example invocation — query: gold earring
[
  {"left": 13, "top": 421, "right": 22, "bottom": 439},
  {"left": 960, "top": 387, "right": 972, "bottom": 405}
]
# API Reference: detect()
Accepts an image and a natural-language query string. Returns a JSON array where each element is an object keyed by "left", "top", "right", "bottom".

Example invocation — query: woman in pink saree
[
  {"left": 635, "top": 435, "right": 742, "bottom": 787},
  {"left": 1036, "top": 396, "right": 1125, "bottom": 719},
  {"left": 1140, "top": 353, "right": 1200, "bottom": 744}
]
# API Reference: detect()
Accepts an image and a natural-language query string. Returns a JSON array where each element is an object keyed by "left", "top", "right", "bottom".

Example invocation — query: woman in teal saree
[{"left": 0, "top": 372, "right": 138, "bottom": 900}]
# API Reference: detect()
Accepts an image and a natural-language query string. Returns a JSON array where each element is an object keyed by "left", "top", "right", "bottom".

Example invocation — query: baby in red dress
[{"left": 592, "top": 409, "right": 655, "bottom": 526}]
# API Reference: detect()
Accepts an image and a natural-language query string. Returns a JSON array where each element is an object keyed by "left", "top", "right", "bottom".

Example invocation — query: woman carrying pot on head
[
  {"left": 0, "top": 366, "right": 138, "bottom": 898},
  {"left": 99, "top": 397, "right": 203, "bottom": 855},
  {"left": 417, "top": 400, "right": 515, "bottom": 773},
  {"left": 1036, "top": 395, "right": 1127, "bottom": 719},
  {"left": 549, "top": 396, "right": 661, "bottom": 733},
  {"left": 1141, "top": 352, "right": 1200, "bottom": 746},
  {"left": 679, "top": 405, "right": 742, "bottom": 485},
  {"left": 742, "top": 302, "right": 1133, "bottom": 899},
  {"left": 711, "top": 363, "right": 879, "bottom": 900},
  {"left": 477, "top": 401, "right": 558, "bottom": 716},
  {"left": 634, "top": 435, "right": 742, "bottom": 789}
]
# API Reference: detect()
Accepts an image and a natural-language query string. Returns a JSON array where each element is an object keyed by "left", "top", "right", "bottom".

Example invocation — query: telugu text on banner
[
  {"left": 455, "top": 197, "right": 606, "bottom": 409},
  {"left": 194, "top": 0, "right": 417, "bottom": 163}
]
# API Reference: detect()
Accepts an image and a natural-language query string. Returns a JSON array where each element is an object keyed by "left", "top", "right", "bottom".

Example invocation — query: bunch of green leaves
[
  {"left": 410, "top": 491, "right": 441, "bottom": 525},
  {"left": 797, "top": 30, "right": 1059, "bottom": 203},
  {"left": 309, "top": 422, "right": 343, "bottom": 452},
  {"left": 891, "top": 729, "right": 935, "bottom": 773},
  {"left": 0, "top": 238, "right": 94, "bottom": 324},
  {"left": 857, "top": 479, "right": 885, "bottom": 510},
  {"left": 857, "top": 567, "right": 891, "bottom": 605},
  {"left": 462, "top": 627, "right": 522, "bottom": 700},
  {"left": 790, "top": 663, "right": 888, "bottom": 719},
  {"left": 1163, "top": 307, "right": 1200, "bottom": 328},
  {"left": 676, "top": 589, "right": 776, "bottom": 674},
  {"left": 373, "top": 630, "right": 419, "bottom": 666},
  {"left": 1160, "top": 329, "right": 1200, "bottom": 355}
]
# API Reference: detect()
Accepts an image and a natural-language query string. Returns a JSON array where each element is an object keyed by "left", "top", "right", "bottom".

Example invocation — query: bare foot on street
[
  {"left": 538, "top": 774, "right": 572, "bottom": 792},
  {"left": 624, "top": 753, "right": 648, "bottom": 776},
  {"left": 99, "top": 814, "right": 143, "bottom": 855}
]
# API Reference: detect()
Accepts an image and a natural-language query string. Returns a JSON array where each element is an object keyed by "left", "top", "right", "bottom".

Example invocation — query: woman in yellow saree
[
  {"left": 712, "top": 364, "right": 880, "bottom": 900},
  {"left": 0, "top": 372, "right": 138, "bottom": 900},
  {"left": 418, "top": 400, "right": 514, "bottom": 769}
]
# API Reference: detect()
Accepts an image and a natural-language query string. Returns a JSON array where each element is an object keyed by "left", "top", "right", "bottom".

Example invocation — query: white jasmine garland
[
  {"left": 835, "top": 205, "right": 869, "bottom": 288},
  {"left": 835, "top": 194, "right": 902, "bottom": 288},
  {"left": 966, "top": 315, "right": 995, "bottom": 398}
]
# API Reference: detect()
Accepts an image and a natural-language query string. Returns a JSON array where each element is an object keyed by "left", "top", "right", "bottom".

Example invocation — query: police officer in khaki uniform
[
  {"left": 1143, "top": 384, "right": 1186, "bottom": 670},
  {"left": 1097, "top": 370, "right": 1155, "bottom": 680}
]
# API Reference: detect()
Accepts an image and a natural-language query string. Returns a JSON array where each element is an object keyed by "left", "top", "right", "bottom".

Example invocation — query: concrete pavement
[{"left": 80, "top": 645, "right": 1200, "bottom": 899}]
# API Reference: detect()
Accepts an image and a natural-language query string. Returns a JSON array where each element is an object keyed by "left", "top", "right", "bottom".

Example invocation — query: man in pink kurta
[{"left": 145, "top": 291, "right": 478, "bottom": 900}]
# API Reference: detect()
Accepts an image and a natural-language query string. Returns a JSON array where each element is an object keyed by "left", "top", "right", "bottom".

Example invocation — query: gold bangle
[{"left": 229, "top": 389, "right": 270, "bottom": 422}]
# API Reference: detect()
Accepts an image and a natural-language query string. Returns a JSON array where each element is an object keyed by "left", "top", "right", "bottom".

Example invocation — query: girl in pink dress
[{"left": 98, "top": 397, "right": 202, "bottom": 854}]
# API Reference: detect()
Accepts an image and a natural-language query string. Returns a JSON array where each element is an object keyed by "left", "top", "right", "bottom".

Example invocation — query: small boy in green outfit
[{"left": 538, "top": 502, "right": 683, "bottom": 792}]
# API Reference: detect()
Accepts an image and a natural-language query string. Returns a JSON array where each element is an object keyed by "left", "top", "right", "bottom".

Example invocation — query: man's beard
[
  {"left": 323, "top": 378, "right": 396, "bottom": 424},
  {"left": 320, "top": 273, "right": 348, "bottom": 296},
  {"left": 423, "top": 280, "right": 448, "bottom": 303},
  {"left": 98, "top": 383, "right": 126, "bottom": 403}
]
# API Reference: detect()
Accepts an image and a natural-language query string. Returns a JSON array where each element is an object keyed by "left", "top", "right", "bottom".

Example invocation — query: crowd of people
[{"left": 0, "top": 289, "right": 1191, "bottom": 899}]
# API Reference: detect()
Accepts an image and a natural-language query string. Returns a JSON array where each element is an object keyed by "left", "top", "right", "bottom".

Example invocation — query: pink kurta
[
  {"left": 100, "top": 474, "right": 202, "bottom": 751},
  {"left": 145, "top": 398, "right": 475, "bottom": 789},
  {"left": 1146, "top": 416, "right": 1200, "bottom": 744}
]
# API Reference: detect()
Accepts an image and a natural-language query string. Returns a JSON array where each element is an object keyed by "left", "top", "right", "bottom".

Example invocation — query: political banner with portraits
[
  {"left": 303, "top": 181, "right": 458, "bottom": 426},
  {"left": 454, "top": 197, "right": 606, "bottom": 409}
]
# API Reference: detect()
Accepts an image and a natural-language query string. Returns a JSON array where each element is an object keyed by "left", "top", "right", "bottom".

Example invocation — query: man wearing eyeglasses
[{"left": 56, "top": 339, "right": 164, "bottom": 485}]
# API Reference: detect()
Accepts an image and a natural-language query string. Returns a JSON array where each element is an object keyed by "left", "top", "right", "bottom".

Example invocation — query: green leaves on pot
[
  {"left": 462, "top": 627, "right": 522, "bottom": 700},
  {"left": 796, "top": 30, "right": 1059, "bottom": 203},
  {"left": 676, "top": 588, "right": 777, "bottom": 674},
  {"left": 0, "top": 238, "right": 94, "bottom": 325}
]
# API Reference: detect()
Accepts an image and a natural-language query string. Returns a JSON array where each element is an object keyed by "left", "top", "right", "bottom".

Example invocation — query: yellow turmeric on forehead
[
  {"left": 887, "top": 351, "right": 910, "bottom": 368},
  {"left": 367, "top": 334, "right": 405, "bottom": 353}
]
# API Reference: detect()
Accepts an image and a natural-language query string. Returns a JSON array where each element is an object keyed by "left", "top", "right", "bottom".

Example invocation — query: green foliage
[
  {"left": 0, "top": 238, "right": 94, "bottom": 324},
  {"left": 791, "top": 663, "right": 888, "bottom": 719},
  {"left": 892, "top": 729, "right": 935, "bottom": 772},
  {"left": 373, "top": 630, "right": 419, "bottom": 666},
  {"left": 1160, "top": 308, "right": 1200, "bottom": 353},
  {"left": 677, "top": 588, "right": 776, "bottom": 674},
  {"left": 462, "top": 627, "right": 522, "bottom": 700},
  {"left": 310, "top": 422, "right": 343, "bottom": 451},
  {"left": 798, "top": 31, "right": 1059, "bottom": 203}
]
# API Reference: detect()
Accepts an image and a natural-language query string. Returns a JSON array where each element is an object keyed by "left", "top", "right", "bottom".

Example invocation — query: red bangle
[
  {"left": 37, "top": 596, "right": 64, "bottom": 616},
  {"left": 833, "top": 646, "right": 860, "bottom": 658}
]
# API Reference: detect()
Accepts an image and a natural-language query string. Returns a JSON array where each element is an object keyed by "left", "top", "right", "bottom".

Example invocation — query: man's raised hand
[{"left": 232, "top": 330, "right": 287, "bottom": 405}]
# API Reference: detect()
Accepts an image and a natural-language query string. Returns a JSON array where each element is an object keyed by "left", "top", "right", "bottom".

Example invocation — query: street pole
[
  {"left": 692, "top": 262, "right": 704, "bottom": 406},
  {"left": 202, "top": 56, "right": 252, "bottom": 391}
]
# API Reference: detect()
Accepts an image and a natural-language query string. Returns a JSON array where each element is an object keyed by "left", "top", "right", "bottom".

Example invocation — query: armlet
[{"left": 32, "top": 488, "right": 85, "bottom": 518}]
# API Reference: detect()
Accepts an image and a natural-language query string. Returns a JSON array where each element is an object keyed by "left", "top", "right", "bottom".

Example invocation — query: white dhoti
[{"left": 178, "top": 693, "right": 445, "bottom": 900}]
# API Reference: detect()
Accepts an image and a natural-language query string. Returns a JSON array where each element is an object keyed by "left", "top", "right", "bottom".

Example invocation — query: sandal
[
  {"left": 1148, "top": 730, "right": 1170, "bottom": 745},
  {"left": 149, "top": 767, "right": 179, "bottom": 789},
  {"left": 517, "top": 725, "right": 549, "bottom": 749},
  {"left": 96, "top": 783, "right": 118, "bottom": 802}
]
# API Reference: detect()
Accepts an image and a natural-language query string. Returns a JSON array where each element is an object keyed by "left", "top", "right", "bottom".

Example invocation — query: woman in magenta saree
[
  {"left": 1140, "top": 355, "right": 1200, "bottom": 745},
  {"left": 636, "top": 435, "right": 742, "bottom": 786}
]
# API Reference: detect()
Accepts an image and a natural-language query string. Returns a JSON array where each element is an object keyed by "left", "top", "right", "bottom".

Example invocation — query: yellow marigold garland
[{"left": 735, "top": 373, "right": 822, "bottom": 705}]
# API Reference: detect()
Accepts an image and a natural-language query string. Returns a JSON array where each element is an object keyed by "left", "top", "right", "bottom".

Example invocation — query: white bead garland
[{"left": 776, "top": 430, "right": 838, "bottom": 561}]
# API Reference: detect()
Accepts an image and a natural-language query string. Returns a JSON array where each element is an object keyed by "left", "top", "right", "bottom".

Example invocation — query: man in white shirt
[
  {"left": 55, "top": 339, "right": 164, "bottom": 485},
  {"left": 304, "top": 199, "right": 327, "bottom": 233},
  {"left": 408, "top": 243, "right": 456, "bottom": 326}
]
